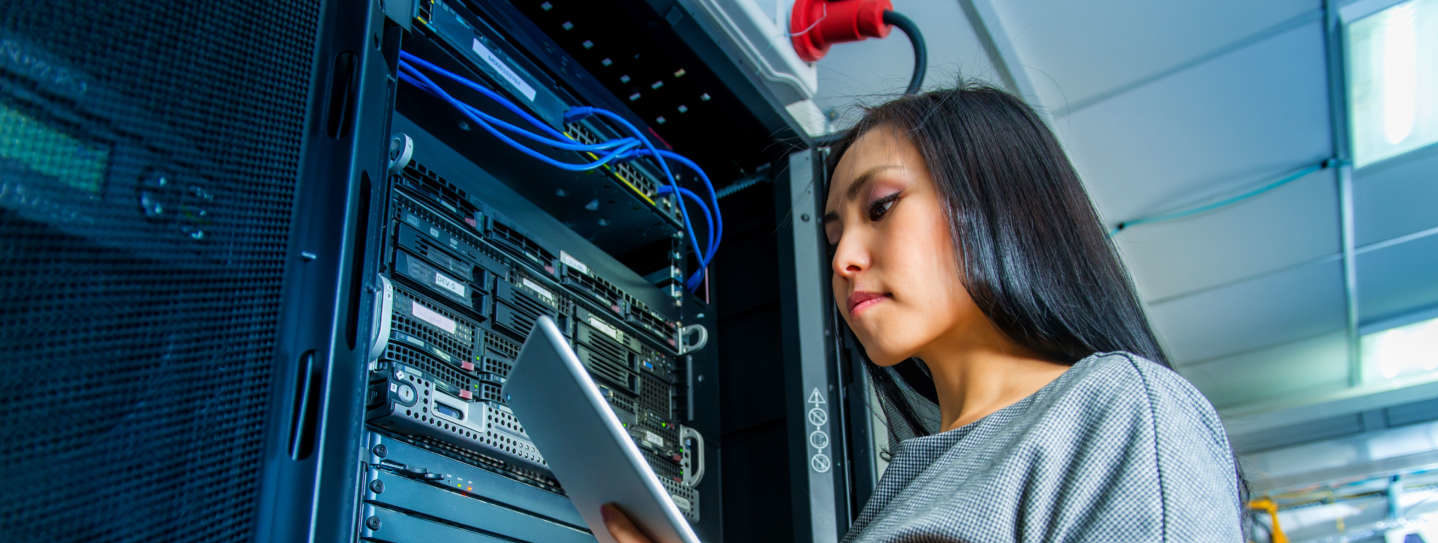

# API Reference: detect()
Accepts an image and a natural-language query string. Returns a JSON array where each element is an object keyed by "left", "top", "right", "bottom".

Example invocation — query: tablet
[{"left": 501, "top": 315, "right": 701, "bottom": 543}]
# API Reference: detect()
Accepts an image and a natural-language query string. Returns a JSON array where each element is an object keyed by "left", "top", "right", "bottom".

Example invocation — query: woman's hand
[{"left": 601, "top": 503, "right": 655, "bottom": 543}]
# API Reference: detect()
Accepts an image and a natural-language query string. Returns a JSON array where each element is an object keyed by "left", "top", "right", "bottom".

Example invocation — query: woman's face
[{"left": 823, "top": 124, "right": 979, "bottom": 366}]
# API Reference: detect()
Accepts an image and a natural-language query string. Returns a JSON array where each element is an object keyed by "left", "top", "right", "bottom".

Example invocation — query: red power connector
[{"left": 789, "top": 0, "right": 895, "bottom": 62}]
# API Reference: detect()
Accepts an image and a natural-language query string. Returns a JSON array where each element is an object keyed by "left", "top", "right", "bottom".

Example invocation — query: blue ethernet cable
[
  {"left": 563, "top": 106, "right": 712, "bottom": 288},
  {"left": 565, "top": 106, "right": 726, "bottom": 289},
  {"left": 399, "top": 67, "right": 712, "bottom": 286},
  {"left": 398, "top": 61, "right": 636, "bottom": 154},
  {"left": 397, "top": 66, "right": 639, "bottom": 172},
  {"left": 657, "top": 185, "right": 718, "bottom": 289},
  {"left": 399, "top": 52, "right": 719, "bottom": 291},
  {"left": 625, "top": 148, "right": 723, "bottom": 262},
  {"left": 396, "top": 59, "right": 705, "bottom": 268},
  {"left": 400, "top": 50, "right": 568, "bottom": 142},
  {"left": 613, "top": 146, "right": 723, "bottom": 273},
  {"left": 616, "top": 149, "right": 719, "bottom": 267},
  {"left": 656, "top": 185, "right": 715, "bottom": 261}
]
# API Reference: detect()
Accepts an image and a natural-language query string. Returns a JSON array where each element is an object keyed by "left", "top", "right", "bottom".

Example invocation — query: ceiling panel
[
  {"left": 1357, "top": 232, "right": 1438, "bottom": 323},
  {"left": 1146, "top": 259, "right": 1345, "bottom": 363},
  {"left": 813, "top": 0, "right": 1006, "bottom": 129},
  {"left": 1353, "top": 143, "right": 1438, "bottom": 246},
  {"left": 1176, "top": 330, "right": 1349, "bottom": 409},
  {"left": 1052, "top": 21, "right": 1332, "bottom": 226},
  {"left": 1115, "top": 168, "right": 1339, "bottom": 302},
  {"left": 996, "top": 0, "right": 1320, "bottom": 111}
]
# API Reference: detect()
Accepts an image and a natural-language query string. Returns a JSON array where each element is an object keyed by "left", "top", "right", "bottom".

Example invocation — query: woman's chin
[{"left": 861, "top": 345, "right": 909, "bottom": 367}]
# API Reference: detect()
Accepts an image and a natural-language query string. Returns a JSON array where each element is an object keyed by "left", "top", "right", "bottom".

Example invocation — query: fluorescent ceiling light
[
  {"left": 1346, "top": 0, "right": 1438, "bottom": 167},
  {"left": 1362, "top": 314, "right": 1438, "bottom": 382}
]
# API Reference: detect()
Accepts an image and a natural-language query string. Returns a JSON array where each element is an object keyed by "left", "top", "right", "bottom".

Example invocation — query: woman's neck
[{"left": 917, "top": 324, "right": 1069, "bottom": 433}]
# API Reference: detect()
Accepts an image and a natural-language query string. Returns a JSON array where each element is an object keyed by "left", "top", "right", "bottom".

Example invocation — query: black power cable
[
  {"left": 808, "top": 10, "right": 928, "bottom": 147},
  {"left": 882, "top": 10, "right": 926, "bottom": 95}
]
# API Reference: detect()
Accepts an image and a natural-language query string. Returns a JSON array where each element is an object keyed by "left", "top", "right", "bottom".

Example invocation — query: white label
[
  {"left": 588, "top": 316, "right": 621, "bottom": 341},
  {"left": 672, "top": 496, "right": 692, "bottom": 512},
  {"left": 643, "top": 431, "right": 665, "bottom": 449},
  {"left": 521, "top": 278, "right": 556, "bottom": 306},
  {"left": 472, "top": 38, "right": 537, "bottom": 101},
  {"left": 560, "top": 251, "right": 589, "bottom": 275},
  {"left": 411, "top": 300, "right": 457, "bottom": 334},
  {"left": 434, "top": 271, "right": 467, "bottom": 297}
]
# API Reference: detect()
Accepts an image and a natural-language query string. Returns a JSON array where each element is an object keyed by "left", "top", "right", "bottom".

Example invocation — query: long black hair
[
  {"left": 825, "top": 83, "right": 1249, "bottom": 514},
  {"left": 828, "top": 85, "right": 1167, "bottom": 368}
]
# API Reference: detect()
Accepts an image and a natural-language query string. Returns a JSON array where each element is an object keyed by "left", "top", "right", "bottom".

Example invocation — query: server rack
[{"left": 0, "top": 0, "right": 879, "bottom": 540}]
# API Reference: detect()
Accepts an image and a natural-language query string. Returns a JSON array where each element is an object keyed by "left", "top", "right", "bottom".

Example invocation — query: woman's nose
[{"left": 831, "top": 235, "right": 869, "bottom": 278}]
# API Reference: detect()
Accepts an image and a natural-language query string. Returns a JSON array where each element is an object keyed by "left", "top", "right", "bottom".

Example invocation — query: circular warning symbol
[
  {"left": 807, "top": 407, "right": 828, "bottom": 427},
  {"left": 810, "top": 453, "right": 831, "bottom": 473},
  {"left": 808, "top": 430, "right": 829, "bottom": 449}
]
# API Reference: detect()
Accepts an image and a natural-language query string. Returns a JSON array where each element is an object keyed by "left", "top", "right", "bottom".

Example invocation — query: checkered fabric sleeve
[{"left": 841, "top": 352, "right": 1243, "bottom": 543}]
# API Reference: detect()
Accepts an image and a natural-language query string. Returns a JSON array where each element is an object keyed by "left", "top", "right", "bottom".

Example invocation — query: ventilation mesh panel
[{"left": 0, "top": 1, "right": 320, "bottom": 541}]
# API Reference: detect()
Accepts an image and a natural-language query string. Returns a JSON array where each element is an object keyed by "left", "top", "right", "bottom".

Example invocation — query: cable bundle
[{"left": 397, "top": 51, "right": 722, "bottom": 291}]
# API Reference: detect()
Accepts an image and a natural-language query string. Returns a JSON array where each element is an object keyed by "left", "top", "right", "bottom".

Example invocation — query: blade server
[
  {"left": 355, "top": 1, "right": 724, "bottom": 540},
  {"left": 0, "top": 0, "right": 870, "bottom": 540}
]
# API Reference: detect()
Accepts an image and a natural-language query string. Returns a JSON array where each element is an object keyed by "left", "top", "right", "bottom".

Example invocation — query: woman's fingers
[{"left": 601, "top": 503, "right": 654, "bottom": 543}]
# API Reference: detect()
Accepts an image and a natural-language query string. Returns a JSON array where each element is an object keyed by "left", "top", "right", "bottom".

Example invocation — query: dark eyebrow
[{"left": 822, "top": 165, "right": 903, "bottom": 224}]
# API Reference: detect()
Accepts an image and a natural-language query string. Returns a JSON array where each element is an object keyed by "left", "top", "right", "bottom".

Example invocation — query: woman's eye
[{"left": 867, "top": 194, "right": 898, "bottom": 221}]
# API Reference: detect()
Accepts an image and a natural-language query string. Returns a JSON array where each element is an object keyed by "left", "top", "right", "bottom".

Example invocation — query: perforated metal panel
[{"left": 0, "top": 1, "right": 320, "bottom": 541}]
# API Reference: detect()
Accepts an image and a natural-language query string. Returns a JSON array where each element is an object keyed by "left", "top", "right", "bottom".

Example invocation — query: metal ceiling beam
[
  {"left": 1322, "top": 0, "right": 1363, "bottom": 387},
  {"left": 960, "top": 0, "right": 1053, "bottom": 127},
  {"left": 1243, "top": 432, "right": 1438, "bottom": 494},
  {"left": 1052, "top": 9, "right": 1322, "bottom": 118},
  {"left": 1143, "top": 222, "right": 1438, "bottom": 311},
  {"left": 1221, "top": 373, "right": 1438, "bottom": 435}
]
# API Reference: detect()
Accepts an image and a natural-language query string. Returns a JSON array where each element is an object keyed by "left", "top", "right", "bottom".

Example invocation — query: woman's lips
[{"left": 848, "top": 291, "right": 890, "bottom": 316}]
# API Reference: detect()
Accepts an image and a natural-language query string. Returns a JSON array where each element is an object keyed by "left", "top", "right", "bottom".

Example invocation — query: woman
[{"left": 605, "top": 85, "right": 1246, "bottom": 542}]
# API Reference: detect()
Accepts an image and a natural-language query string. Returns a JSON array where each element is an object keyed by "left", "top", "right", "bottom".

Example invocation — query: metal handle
[
  {"left": 369, "top": 274, "right": 394, "bottom": 366},
  {"left": 680, "top": 425, "right": 706, "bottom": 487},
  {"left": 677, "top": 323, "right": 708, "bottom": 355}
]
